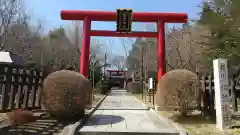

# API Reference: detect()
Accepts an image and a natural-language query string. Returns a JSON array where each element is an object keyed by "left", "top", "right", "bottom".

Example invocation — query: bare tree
[
  {"left": 111, "top": 55, "right": 125, "bottom": 70},
  {"left": 0, "top": 0, "right": 26, "bottom": 51},
  {"left": 118, "top": 22, "right": 149, "bottom": 63},
  {"left": 66, "top": 21, "right": 83, "bottom": 51},
  {"left": 124, "top": 23, "right": 158, "bottom": 77},
  {"left": 100, "top": 38, "right": 121, "bottom": 69},
  {"left": 0, "top": 0, "right": 45, "bottom": 66},
  {"left": 166, "top": 24, "right": 209, "bottom": 73},
  {"left": 119, "top": 38, "right": 135, "bottom": 57},
  {"left": 65, "top": 22, "right": 106, "bottom": 71},
  {"left": 41, "top": 27, "right": 74, "bottom": 70}
]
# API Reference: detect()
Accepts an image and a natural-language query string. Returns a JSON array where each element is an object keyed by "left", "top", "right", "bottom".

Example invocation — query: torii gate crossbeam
[{"left": 61, "top": 10, "right": 188, "bottom": 81}]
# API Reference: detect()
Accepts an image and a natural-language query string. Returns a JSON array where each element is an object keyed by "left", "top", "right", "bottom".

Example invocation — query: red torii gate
[{"left": 60, "top": 10, "right": 188, "bottom": 81}]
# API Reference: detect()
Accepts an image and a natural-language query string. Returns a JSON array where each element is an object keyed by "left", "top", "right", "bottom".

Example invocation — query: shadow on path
[
  {"left": 97, "top": 108, "right": 148, "bottom": 110},
  {"left": 85, "top": 115, "right": 124, "bottom": 126}
]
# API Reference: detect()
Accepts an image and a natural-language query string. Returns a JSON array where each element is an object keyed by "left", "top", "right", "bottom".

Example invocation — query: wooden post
[
  {"left": 202, "top": 76, "right": 209, "bottom": 117},
  {"left": 141, "top": 47, "right": 144, "bottom": 98},
  {"left": 208, "top": 75, "right": 214, "bottom": 113},
  {"left": 231, "top": 77, "right": 238, "bottom": 112}
]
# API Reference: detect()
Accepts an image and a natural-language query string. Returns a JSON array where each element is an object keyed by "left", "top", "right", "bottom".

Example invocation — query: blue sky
[{"left": 24, "top": 0, "right": 202, "bottom": 55}]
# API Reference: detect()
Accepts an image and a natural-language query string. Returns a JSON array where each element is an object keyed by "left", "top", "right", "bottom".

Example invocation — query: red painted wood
[
  {"left": 89, "top": 30, "right": 158, "bottom": 38},
  {"left": 80, "top": 17, "right": 91, "bottom": 77},
  {"left": 61, "top": 10, "right": 188, "bottom": 23},
  {"left": 157, "top": 22, "right": 166, "bottom": 81}
]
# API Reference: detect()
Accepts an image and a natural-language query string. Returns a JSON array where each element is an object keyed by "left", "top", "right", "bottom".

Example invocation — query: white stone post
[
  {"left": 213, "top": 58, "right": 232, "bottom": 130},
  {"left": 148, "top": 77, "right": 153, "bottom": 91}
]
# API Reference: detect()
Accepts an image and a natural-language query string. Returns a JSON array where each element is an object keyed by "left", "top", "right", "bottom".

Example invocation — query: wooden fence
[
  {"left": 200, "top": 74, "right": 240, "bottom": 114},
  {"left": 0, "top": 64, "right": 44, "bottom": 113}
]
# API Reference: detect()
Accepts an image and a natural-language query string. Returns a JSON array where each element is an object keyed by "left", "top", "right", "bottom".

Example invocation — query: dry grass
[
  {"left": 0, "top": 113, "right": 7, "bottom": 122},
  {"left": 133, "top": 94, "right": 240, "bottom": 135},
  {"left": 159, "top": 110, "right": 240, "bottom": 135}
]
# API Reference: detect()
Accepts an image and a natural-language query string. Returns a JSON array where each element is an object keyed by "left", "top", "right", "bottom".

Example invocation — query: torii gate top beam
[{"left": 61, "top": 10, "right": 188, "bottom": 23}]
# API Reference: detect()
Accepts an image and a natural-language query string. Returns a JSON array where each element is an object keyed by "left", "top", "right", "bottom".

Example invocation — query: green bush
[
  {"left": 155, "top": 69, "right": 200, "bottom": 116},
  {"left": 42, "top": 70, "right": 93, "bottom": 120}
]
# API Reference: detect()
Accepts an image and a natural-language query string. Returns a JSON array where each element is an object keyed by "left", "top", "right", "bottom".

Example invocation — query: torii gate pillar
[
  {"left": 157, "top": 22, "right": 166, "bottom": 81},
  {"left": 80, "top": 17, "right": 91, "bottom": 77}
]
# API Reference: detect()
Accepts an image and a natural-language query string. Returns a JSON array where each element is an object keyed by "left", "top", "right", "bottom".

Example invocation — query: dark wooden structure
[
  {"left": 0, "top": 63, "right": 44, "bottom": 112},
  {"left": 104, "top": 70, "right": 127, "bottom": 89},
  {"left": 199, "top": 74, "right": 240, "bottom": 115}
]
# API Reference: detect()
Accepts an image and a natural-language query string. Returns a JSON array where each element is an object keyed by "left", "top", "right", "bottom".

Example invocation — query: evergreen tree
[{"left": 199, "top": 0, "right": 240, "bottom": 73}]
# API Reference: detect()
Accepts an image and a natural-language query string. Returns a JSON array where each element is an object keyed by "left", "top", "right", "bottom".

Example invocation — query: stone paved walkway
[{"left": 79, "top": 89, "right": 179, "bottom": 135}]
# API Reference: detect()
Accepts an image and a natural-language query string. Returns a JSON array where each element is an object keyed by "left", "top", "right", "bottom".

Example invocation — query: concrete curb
[
  {"left": 60, "top": 90, "right": 111, "bottom": 135},
  {"left": 149, "top": 109, "right": 189, "bottom": 135}
]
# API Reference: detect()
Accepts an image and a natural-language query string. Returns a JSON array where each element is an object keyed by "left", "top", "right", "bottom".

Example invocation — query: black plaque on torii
[{"left": 116, "top": 9, "right": 132, "bottom": 33}]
